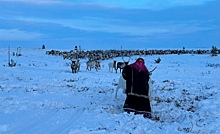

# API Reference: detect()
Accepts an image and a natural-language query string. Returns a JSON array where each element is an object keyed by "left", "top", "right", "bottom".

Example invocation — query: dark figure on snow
[{"left": 122, "top": 58, "right": 152, "bottom": 118}]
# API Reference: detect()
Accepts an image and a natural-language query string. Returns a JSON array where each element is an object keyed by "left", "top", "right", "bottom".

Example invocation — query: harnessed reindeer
[
  {"left": 86, "top": 60, "right": 101, "bottom": 71},
  {"left": 116, "top": 56, "right": 131, "bottom": 73}
]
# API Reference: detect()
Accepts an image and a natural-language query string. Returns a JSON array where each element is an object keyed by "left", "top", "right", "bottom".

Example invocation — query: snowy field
[{"left": 0, "top": 48, "right": 219, "bottom": 134}]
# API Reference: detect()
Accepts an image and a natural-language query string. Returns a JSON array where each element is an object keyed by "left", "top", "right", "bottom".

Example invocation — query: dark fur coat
[{"left": 122, "top": 65, "right": 151, "bottom": 113}]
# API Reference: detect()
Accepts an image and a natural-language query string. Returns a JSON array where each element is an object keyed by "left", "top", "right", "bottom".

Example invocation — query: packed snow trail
[{"left": 52, "top": 108, "right": 85, "bottom": 134}]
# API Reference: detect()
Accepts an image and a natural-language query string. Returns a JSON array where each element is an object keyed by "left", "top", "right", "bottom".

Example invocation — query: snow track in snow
[
  {"left": 5, "top": 93, "right": 86, "bottom": 134},
  {"left": 52, "top": 108, "right": 85, "bottom": 134},
  {"left": 13, "top": 109, "right": 58, "bottom": 134}
]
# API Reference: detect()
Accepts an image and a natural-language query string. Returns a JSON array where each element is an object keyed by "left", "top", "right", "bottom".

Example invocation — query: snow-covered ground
[{"left": 0, "top": 48, "right": 219, "bottom": 134}]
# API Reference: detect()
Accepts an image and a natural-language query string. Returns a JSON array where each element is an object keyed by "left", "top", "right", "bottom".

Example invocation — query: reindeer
[
  {"left": 114, "top": 75, "right": 126, "bottom": 99},
  {"left": 108, "top": 59, "right": 117, "bottom": 73},
  {"left": 71, "top": 60, "right": 79, "bottom": 73},
  {"left": 95, "top": 61, "right": 101, "bottom": 71},
  {"left": 86, "top": 60, "right": 100, "bottom": 71},
  {"left": 116, "top": 56, "right": 131, "bottom": 73},
  {"left": 114, "top": 67, "right": 157, "bottom": 99},
  {"left": 76, "top": 59, "right": 80, "bottom": 72},
  {"left": 70, "top": 59, "right": 80, "bottom": 73}
]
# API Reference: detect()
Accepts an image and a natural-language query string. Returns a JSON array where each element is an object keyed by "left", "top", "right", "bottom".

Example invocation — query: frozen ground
[{"left": 0, "top": 48, "right": 219, "bottom": 134}]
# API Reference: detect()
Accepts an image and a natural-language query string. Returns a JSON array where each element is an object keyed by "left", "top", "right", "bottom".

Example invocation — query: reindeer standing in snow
[
  {"left": 71, "top": 59, "right": 80, "bottom": 73},
  {"left": 108, "top": 59, "right": 117, "bottom": 73},
  {"left": 86, "top": 60, "right": 101, "bottom": 71},
  {"left": 116, "top": 56, "right": 130, "bottom": 73},
  {"left": 114, "top": 75, "right": 126, "bottom": 99}
]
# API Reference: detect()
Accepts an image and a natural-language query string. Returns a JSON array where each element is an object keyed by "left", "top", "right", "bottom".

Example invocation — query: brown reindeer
[
  {"left": 71, "top": 60, "right": 80, "bottom": 73},
  {"left": 116, "top": 56, "right": 131, "bottom": 73}
]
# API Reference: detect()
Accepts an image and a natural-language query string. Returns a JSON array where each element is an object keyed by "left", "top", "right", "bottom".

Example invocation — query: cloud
[
  {"left": 2, "top": 16, "right": 216, "bottom": 39},
  {"left": 0, "top": 0, "right": 215, "bottom": 10},
  {"left": 77, "top": 0, "right": 215, "bottom": 10},
  {"left": 55, "top": 17, "right": 215, "bottom": 37},
  {"left": 142, "top": 0, "right": 215, "bottom": 10},
  {"left": 0, "top": 29, "right": 44, "bottom": 40},
  {"left": 0, "top": 0, "right": 218, "bottom": 48},
  {"left": 0, "top": 0, "right": 116, "bottom": 10},
  {"left": 0, "top": 0, "right": 63, "bottom": 5}
]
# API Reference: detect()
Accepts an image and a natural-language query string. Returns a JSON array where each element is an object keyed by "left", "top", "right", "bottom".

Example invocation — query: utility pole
[{"left": 8, "top": 45, "right": 10, "bottom": 66}]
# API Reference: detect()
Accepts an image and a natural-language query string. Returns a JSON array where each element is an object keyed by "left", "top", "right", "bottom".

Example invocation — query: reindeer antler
[
  {"left": 122, "top": 55, "right": 125, "bottom": 62},
  {"left": 128, "top": 56, "right": 131, "bottom": 62},
  {"left": 122, "top": 56, "right": 131, "bottom": 62}
]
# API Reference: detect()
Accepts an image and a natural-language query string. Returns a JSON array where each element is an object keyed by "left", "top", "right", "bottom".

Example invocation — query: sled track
[
  {"left": 6, "top": 94, "right": 83, "bottom": 134},
  {"left": 14, "top": 109, "right": 58, "bottom": 134},
  {"left": 12, "top": 107, "right": 84, "bottom": 134},
  {"left": 7, "top": 95, "right": 98, "bottom": 134},
  {"left": 52, "top": 107, "right": 85, "bottom": 134}
]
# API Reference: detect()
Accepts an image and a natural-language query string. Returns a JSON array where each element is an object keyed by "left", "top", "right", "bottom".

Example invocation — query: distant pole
[
  {"left": 121, "top": 45, "right": 122, "bottom": 56},
  {"left": 79, "top": 46, "right": 81, "bottom": 52},
  {"left": 8, "top": 45, "right": 10, "bottom": 66}
]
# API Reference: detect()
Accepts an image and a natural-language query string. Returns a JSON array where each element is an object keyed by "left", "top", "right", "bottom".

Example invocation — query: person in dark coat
[{"left": 122, "top": 58, "right": 152, "bottom": 118}]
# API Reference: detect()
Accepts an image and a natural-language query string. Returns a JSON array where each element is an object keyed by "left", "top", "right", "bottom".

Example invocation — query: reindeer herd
[
  {"left": 46, "top": 49, "right": 134, "bottom": 74},
  {"left": 71, "top": 59, "right": 100, "bottom": 73},
  {"left": 45, "top": 48, "right": 217, "bottom": 100},
  {"left": 70, "top": 57, "right": 130, "bottom": 74},
  {"left": 46, "top": 48, "right": 218, "bottom": 74}
]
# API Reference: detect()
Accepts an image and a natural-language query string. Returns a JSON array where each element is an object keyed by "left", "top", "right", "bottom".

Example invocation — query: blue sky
[{"left": 0, "top": 0, "right": 219, "bottom": 50}]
